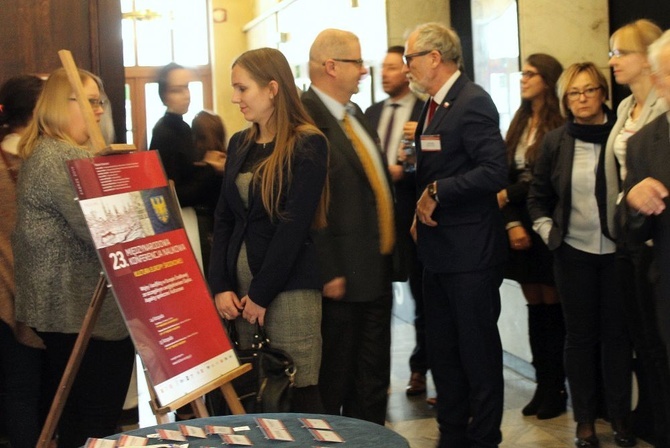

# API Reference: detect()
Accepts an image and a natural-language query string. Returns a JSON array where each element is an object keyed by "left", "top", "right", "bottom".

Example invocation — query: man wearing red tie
[{"left": 404, "top": 22, "right": 508, "bottom": 447}]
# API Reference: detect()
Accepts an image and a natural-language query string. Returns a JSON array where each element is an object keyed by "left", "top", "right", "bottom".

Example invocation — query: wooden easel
[{"left": 37, "top": 50, "right": 250, "bottom": 448}]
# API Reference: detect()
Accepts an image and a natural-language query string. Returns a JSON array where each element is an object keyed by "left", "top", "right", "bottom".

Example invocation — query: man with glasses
[
  {"left": 404, "top": 22, "right": 507, "bottom": 447},
  {"left": 302, "top": 28, "right": 396, "bottom": 425}
]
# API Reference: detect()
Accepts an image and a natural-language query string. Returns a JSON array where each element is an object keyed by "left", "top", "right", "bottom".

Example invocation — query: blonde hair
[
  {"left": 556, "top": 62, "right": 609, "bottom": 118},
  {"left": 610, "top": 19, "right": 662, "bottom": 54},
  {"left": 18, "top": 68, "right": 97, "bottom": 159},
  {"left": 232, "top": 48, "right": 329, "bottom": 228}
]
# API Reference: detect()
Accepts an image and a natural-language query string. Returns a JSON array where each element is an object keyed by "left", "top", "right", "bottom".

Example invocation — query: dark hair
[
  {"left": 156, "top": 62, "right": 184, "bottom": 104},
  {"left": 192, "top": 110, "right": 227, "bottom": 160},
  {"left": 387, "top": 45, "right": 405, "bottom": 55},
  {"left": 505, "top": 54, "right": 564, "bottom": 165},
  {"left": 0, "top": 75, "right": 44, "bottom": 141}
]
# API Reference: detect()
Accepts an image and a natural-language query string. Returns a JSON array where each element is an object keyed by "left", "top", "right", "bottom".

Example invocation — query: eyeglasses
[
  {"left": 69, "top": 98, "right": 106, "bottom": 109},
  {"left": 566, "top": 86, "right": 602, "bottom": 101},
  {"left": 324, "top": 58, "right": 365, "bottom": 68},
  {"left": 520, "top": 71, "right": 540, "bottom": 80},
  {"left": 608, "top": 49, "right": 640, "bottom": 59},
  {"left": 403, "top": 50, "right": 434, "bottom": 66}
]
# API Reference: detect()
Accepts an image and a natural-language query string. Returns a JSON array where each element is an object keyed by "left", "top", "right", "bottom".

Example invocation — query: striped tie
[{"left": 342, "top": 113, "right": 395, "bottom": 255}]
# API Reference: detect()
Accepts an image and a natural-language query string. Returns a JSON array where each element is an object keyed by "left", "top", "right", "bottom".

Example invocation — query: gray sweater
[{"left": 12, "top": 137, "right": 128, "bottom": 340}]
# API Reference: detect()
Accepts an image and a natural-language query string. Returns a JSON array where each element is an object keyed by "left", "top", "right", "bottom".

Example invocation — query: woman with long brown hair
[
  {"left": 497, "top": 53, "right": 566, "bottom": 419},
  {"left": 209, "top": 47, "right": 328, "bottom": 412}
]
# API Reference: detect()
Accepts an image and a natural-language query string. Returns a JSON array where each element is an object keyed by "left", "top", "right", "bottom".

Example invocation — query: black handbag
[{"left": 226, "top": 321, "right": 296, "bottom": 413}]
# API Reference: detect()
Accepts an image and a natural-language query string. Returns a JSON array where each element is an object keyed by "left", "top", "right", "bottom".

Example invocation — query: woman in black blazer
[
  {"left": 528, "top": 62, "right": 635, "bottom": 447},
  {"left": 497, "top": 53, "right": 566, "bottom": 420},
  {"left": 208, "top": 48, "right": 329, "bottom": 412}
]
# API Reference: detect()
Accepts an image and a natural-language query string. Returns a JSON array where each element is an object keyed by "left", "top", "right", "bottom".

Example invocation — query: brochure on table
[{"left": 67, "top": 150, "right": 238, "bottom": 406}]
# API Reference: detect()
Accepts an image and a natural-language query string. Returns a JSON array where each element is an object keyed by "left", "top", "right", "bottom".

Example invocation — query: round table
[{"left": 105, "top": 413, "right": 409, "bottom": 447}]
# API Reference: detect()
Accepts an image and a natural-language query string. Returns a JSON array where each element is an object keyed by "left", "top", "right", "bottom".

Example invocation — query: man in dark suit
[
  {"left": 623, "top": 30, "right": 670, "bottom": 387},
  {"left": 364, "top": 46, "right": 430, "bottom": 400},
  {"left": 301, "top": 28, "right": 396, "bottom": 425},
  {"left": 405, "top": 23, "right": 508, "bottom": 447}
]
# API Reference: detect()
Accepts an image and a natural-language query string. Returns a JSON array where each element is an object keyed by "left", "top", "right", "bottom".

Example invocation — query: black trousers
[
  {"left": 618, "top": 243, "right": 670, "bottom": 446},
  {"left": 38, "top": 332, "right": 135, "bottom": 448},
  {"left": 0, "top": 322, "right": 47, "bottom": 448},
  {"left": 554, "top": 243, "right": 632, "bottom": 423},
  {"left": 423, "top": 265, "right": 504, "bottom": 448},
  {"left": 318, "top": 293, "right": 392, "bottom": 426},
  {"left": 407, "top": 243, "right": 428, "bottom": 375}
]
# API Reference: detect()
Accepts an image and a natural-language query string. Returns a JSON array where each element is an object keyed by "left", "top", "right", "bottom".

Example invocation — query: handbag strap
[{"left": 226, "top": 320, "right": 270, "bottom": 350}]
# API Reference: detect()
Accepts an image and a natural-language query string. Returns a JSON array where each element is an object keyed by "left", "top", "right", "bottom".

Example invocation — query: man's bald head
[{"left": 309, "top": 29, "right": 360, "bottom": 63}]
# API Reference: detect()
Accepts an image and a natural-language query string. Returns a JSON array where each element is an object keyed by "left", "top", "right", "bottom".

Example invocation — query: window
[
  {"left": 121, "top": 0, "right": 212, "bottom": 149},
  {"left": 471, "top": 0, "right": 520, "bottom": 135}
]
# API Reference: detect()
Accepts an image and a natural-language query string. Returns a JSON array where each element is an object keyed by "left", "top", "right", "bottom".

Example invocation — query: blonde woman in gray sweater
[{"left": 12, "top": 68, "right": 134, "bottom": 448}]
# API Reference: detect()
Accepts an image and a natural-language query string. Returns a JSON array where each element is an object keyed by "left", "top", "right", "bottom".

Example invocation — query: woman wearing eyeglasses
[
  {"left": 496, "top": 54, "right": 566, "bottom": 420},
  {"left": 12, "top": 68, "right": 135, "bottom": 448},
  {"left": 605, "top": 19, "right": 670, "bottom": 447},
  {"left": 528, "top": 62, "right": 635, "bottom": 447}
]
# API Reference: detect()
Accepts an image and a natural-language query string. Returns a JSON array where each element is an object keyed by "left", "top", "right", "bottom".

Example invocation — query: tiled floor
[
  {"left": 386, "top": 285, "right": 653, "bottom": 448},
  {"left": 128, "top": 285, "right": 653, "bottom": 448}
]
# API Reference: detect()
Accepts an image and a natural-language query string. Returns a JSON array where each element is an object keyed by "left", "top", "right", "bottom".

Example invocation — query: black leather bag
[{"left": 226, "top": 321, "right": 296, "bottom": 413}]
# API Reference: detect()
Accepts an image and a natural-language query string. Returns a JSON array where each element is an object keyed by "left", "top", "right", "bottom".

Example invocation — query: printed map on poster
[{"left": 68, "top": 150, "right": 239, "bottom": 406}]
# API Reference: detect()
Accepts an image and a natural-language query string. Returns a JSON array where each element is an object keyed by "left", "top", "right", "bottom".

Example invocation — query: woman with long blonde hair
[{"left": 209, "top": 47, "right": 328, "bottom": 412}]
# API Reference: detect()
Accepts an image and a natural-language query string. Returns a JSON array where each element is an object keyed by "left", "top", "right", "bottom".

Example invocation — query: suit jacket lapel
[
  {"left": 558, "top": 129, "right": 575, "bottom": 230},
  {"left": 423, "top": 74, "right": 468, "bottom": 134},
  {"left": 304, "top": 88, "right": 369, "bottom": 181}
]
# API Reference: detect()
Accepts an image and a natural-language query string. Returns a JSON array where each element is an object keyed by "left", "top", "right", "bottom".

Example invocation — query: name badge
[{"left": 421, "top": 135, "right": 442, "bottom": 152}]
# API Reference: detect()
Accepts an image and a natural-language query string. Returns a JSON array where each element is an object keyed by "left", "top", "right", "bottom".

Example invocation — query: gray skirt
[{"left": 234, "top": 242, "right": 322, "bottom": 387}]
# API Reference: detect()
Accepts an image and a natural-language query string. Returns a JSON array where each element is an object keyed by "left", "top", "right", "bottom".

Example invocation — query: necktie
[
  {"left": 342, "top": 113, "right": 395, "bottom": 255},
  {"left": 382, "top": 103, "right": 400, "bottom": 155},
  {"left": 427, "top": 99, "right": 438, "bottom": 124}
]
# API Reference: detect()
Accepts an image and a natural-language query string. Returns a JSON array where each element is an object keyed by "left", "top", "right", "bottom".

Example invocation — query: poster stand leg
[
  {"left": 37, "top": 274, "right": 108, "bottom": 448},
  {"left": 145, "top": 362, "right": 252, "bottom": 423}
]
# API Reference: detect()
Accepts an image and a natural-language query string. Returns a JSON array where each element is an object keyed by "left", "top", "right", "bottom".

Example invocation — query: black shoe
[
  {"left": 574, "top": 435, "right": 599, "bottom": 447},
  {"left": 575, "top": 423, "right": 599, "bottom": 447},
  {"left": 521, "top": 387, "right": 543, "bottom": 416},
  {"left": 612, "top": 419, "right": 637, "bottom": 447},
  {"left": 405, "top": 372, "right": 427, "bottom": 396},
  {"left": 537, "top": 389, "right": 567, "bottom": 420}
]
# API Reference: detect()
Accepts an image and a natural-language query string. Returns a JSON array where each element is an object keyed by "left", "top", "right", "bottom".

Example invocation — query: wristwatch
[{"left": 427, "top": 181, "right": 439, "bottom": 203}]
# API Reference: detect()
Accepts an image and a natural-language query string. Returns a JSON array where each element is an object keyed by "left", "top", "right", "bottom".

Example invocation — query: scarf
[{"left": 565, "top": 104, "right": 615, "bottom": 145}]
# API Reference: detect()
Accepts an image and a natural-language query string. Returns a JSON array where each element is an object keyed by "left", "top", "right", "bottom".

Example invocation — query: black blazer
[
  {"left": 527, "top": 125, "right": 611, "bottom": 250},
  {"left": 301, "top": 87, "right": 394, "bottom": 302},
  {"left": 208, "top": 130, "right": 328, "bottom": 308},
  {"left": 363, "top": 96, "right": 424, "bottom": 134},
  {"left": 150, "top": 112, "right": 220, "bottom": 209},
  {"left": 365, "top": 96, "right": 425, "bottom": 276},
  {"left": 621, "top": 115, "right": 670, "bottom": 282},
  {"left": 414, "top": 74, "right": 508, "bottom": 273}
]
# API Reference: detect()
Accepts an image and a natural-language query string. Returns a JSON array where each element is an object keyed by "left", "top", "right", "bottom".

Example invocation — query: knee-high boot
[
  {"left": 522, "top": 304, "right": 546, "bottom": 416},
  {"left": 537, "top": 302, "right": 568, "bottom": 419}
]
